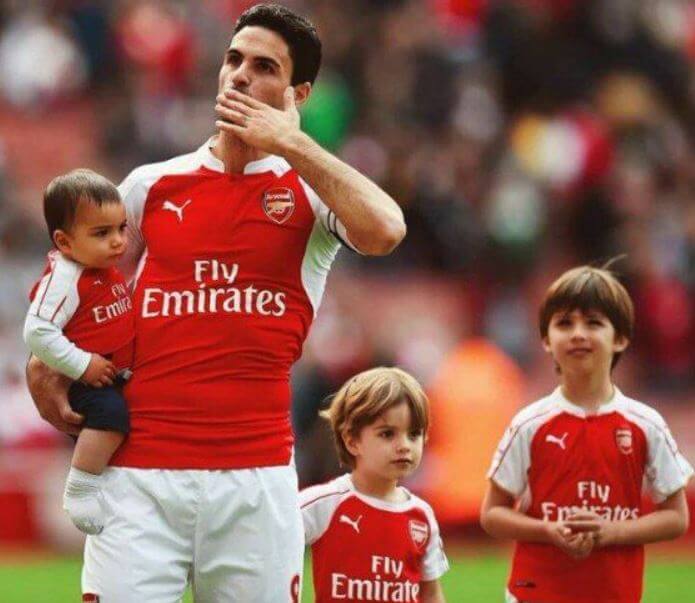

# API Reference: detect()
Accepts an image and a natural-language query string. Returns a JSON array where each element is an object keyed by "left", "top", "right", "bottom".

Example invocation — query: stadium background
[{"left": 0, "top": 0, "right": 692, "bottom": 600}]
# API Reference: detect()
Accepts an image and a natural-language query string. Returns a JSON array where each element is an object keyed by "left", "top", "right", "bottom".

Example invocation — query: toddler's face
[
  {"left": 349, "top": 402, "right": 425, "bottom": 482},
  {"left": 58, "top": 200, "right": 127, "bottom": 269}
]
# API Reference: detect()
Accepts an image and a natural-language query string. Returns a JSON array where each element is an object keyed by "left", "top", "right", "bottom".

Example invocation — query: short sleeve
[
  {"left": 298, "top": 178, "right": 360, "bottom": 253},
  {"left": 487, "top": 419, "right": 532, "bottom": 498},
  {"left": 117, "top": 169, "right": 147, "bottom": 284},
  {"left": 643, "top": 415, "right": 694, "bottom": 502},
  {"left": 421, "top": 508, "right": 449, "bottom": 581},
  {"left": 299, "top": 484, "right": 345, "bottom": 545}
]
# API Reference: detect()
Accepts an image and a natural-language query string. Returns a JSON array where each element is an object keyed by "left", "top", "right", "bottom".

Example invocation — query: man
[{"left": 26, "top": 4, "right": 405, "bottom": 601}]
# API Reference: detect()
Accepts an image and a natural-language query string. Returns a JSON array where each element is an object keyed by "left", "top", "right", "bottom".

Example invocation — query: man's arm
[
  {"left": 281, "top": 131, "right": 405, "bottom": 255},
  {"left": 25, "top": 355, "right": 83, "bottom": 436},
  {"left": 215, "top": 87, "right": 406, "bottom": 255}
]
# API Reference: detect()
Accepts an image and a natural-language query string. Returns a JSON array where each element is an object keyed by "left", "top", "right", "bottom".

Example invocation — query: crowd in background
[{"left": 0, "top": 0, "right": 693, "bottom": 488}]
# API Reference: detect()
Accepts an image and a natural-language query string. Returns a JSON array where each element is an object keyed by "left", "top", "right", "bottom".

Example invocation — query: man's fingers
[
  {"left": 283, "top": 86, "right": 296, "bottom": 111},
  {"left": 216, "top": 95, "right": 254, "bottom": 116},
  {"left": 216, "top": 120, "right": 247, "bottom": 136},
  {"left": 52, "top": 417, "right": 82, "bottom": 436},
  {"left": 224, "top": 88, "right": 264, "bottom": 109},
  {"left": 60, "top": 405, "right": 85, "bottom": 425},
  {"left": 215, "top": 105, "right": 249, "bottom": 126}
]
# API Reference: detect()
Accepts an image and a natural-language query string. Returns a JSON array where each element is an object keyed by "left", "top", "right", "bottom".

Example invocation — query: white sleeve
[
  {"left": 24, "top": 314, "right": 91, "bottom": 380},
  {"left": 23, "top": 259, "right": 90, "bottom": 380},
  {"left": 421, "top": 507, "right": 449, "bottom": 581},
  {"left": 487, "top": 418, "right": 532, "bottom": 498},
  {"left": 299, "top": 484, "right": 343, "bottom": 545},
  {"left": 642, "top": 413, "right": 694, "bottom": 502},
  {"left": 117, "top": 168, "right": 147, "bottom": 285},
  {"left": 299, "top": 178, "right": 361, "bottom": 253}
]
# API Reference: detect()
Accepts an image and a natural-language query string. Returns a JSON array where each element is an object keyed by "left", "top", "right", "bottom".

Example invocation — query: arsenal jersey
[
  {"left": 25, "top": 250, "right": 134, "bottom": 379},
  {"left": 488, "top": 387, "right": 693, "bottom": 603},
  {"left": 300, "top": 474, "right": 449, "bottom": 602},
  {"left": 113, "top": 139, "right": 353, "bottom": 469}
]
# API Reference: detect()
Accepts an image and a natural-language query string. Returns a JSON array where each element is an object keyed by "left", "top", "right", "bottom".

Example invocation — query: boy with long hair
[{"left": 301, "top": 367, "right": 449, "bottom": 602}]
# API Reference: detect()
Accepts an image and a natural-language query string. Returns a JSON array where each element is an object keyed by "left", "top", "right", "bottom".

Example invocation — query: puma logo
[
  {"left": 546, "top": 432, "right": 569, "bottom": 450},
  {"left": 339, "top": 514, "right": 363, "bottom": 534},
  {"left": 162, "top": 199, "right": 192, "bottom": 222}
]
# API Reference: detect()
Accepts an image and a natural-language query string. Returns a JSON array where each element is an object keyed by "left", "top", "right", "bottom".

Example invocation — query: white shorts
[{"left": 82, "top": 465, "right": 303, "bottom": 602}]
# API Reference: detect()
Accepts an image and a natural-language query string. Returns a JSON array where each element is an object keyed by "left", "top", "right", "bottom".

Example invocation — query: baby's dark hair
[{"left": 43, "top": 169, "right": 121, "bottom": 242}]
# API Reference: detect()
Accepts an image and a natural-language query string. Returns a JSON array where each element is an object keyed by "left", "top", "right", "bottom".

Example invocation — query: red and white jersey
[
  {"left": 300, "top": 474, "right": 449, "bottom": 602},
  {"left": 488, "top": 387, "right": 694, "bottom": 603},
  {"left": 112, "top": 139, "right": 352, "bottom": 469},
  {"left": 24, "top": 250, "right": 134, "bottom": 380}
]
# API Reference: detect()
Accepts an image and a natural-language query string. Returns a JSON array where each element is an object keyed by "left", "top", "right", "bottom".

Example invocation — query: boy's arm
[
  {"left": 24, "top": 313, "right": 116, "bottom": 388},
  {"left": 24, "top": 313, "right": 92, "bottom": 381},
  {"left": 568, "top": 488, "right": 689, "bottom": 547},
  {"left": 419, "top": 579, "right": 445, "bottom": 603},
  {"left": 480, "top": 480, "right": 550, "bottom": 542},
  {"left": 480, "top": 480, "right": 597, "bottom": 557}
]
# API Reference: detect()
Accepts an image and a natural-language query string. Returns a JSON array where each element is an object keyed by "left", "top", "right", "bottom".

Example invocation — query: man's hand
[
  {"left": 545, "top": 520, "right": 598, "bottom": 559},
  {"left": 81, "top": 354, "right": 117, "bottom": 388},
  {"left": 26, "top": 355, "right": 83, "bottom": 436},
  {"left": 215, "top": 87, "right": 301, "bottom": 156}
]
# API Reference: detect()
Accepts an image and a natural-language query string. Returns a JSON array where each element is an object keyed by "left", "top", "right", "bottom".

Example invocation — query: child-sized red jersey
[
  {"left": 25, "top": 250, "right": 134, "bottom": 378},
  {"left": 488, "top": 387, "right": 693, "bottom": 603},
  {"left": 300, "top": 474, "right": 449, "bottom": 602}
]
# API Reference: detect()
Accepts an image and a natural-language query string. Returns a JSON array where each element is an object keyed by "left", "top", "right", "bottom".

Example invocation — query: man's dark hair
[
  {"left": 43, "top": 169, "right": 121, "bottom": 242},
  {"left": 234, "top": 3, "right": 322, "bottom": 85}
]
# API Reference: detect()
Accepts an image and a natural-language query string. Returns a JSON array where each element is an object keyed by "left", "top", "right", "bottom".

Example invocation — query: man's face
[{"left": 218, "top": 26, "right": 293, "bottom": 110}]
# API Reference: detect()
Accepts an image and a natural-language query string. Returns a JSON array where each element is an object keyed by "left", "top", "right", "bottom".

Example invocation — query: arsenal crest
[
  {"left": 615, "top": 428, "right": 633, "bottom": 455},
  {"left": 262, "top": 188, "right": 295, "bottom": 224},
  {"left": 408, "top": 519, "right": 429, "bottom": 549}
]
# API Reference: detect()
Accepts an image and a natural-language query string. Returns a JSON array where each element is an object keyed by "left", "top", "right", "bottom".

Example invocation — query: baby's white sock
[{"left": 63, "top": 467, "right": 106, "bottom": 535}]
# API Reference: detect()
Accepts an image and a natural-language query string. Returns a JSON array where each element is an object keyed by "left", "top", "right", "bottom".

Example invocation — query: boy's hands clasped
[
  {"left": 546, "top": 521, "right": 596, "bottom": 559},
  {"left": 548, "top": 510, "right": 618, "bottom": 559}
]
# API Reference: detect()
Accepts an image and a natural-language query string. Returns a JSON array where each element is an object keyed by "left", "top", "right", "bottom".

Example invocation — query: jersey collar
[
  {"left": 551, "top": 385, "right": 626, "bottom": 418},
  {"left": 197, "top": 137, "right": 290, "bottom": 176},
  {"left": 341, "top": 473, "right": 416, "bottom": 512}
]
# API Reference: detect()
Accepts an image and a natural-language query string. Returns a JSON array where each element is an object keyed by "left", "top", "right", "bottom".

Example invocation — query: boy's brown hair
[
  {"left": 538, "top": 264, "right": 634, "bottom": 368},
  {"left": 43, "top": 169, "right": 121, "bottom": 243},
  {"left": 320, "top": 367, "right": 430, "bottom": 468}
]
